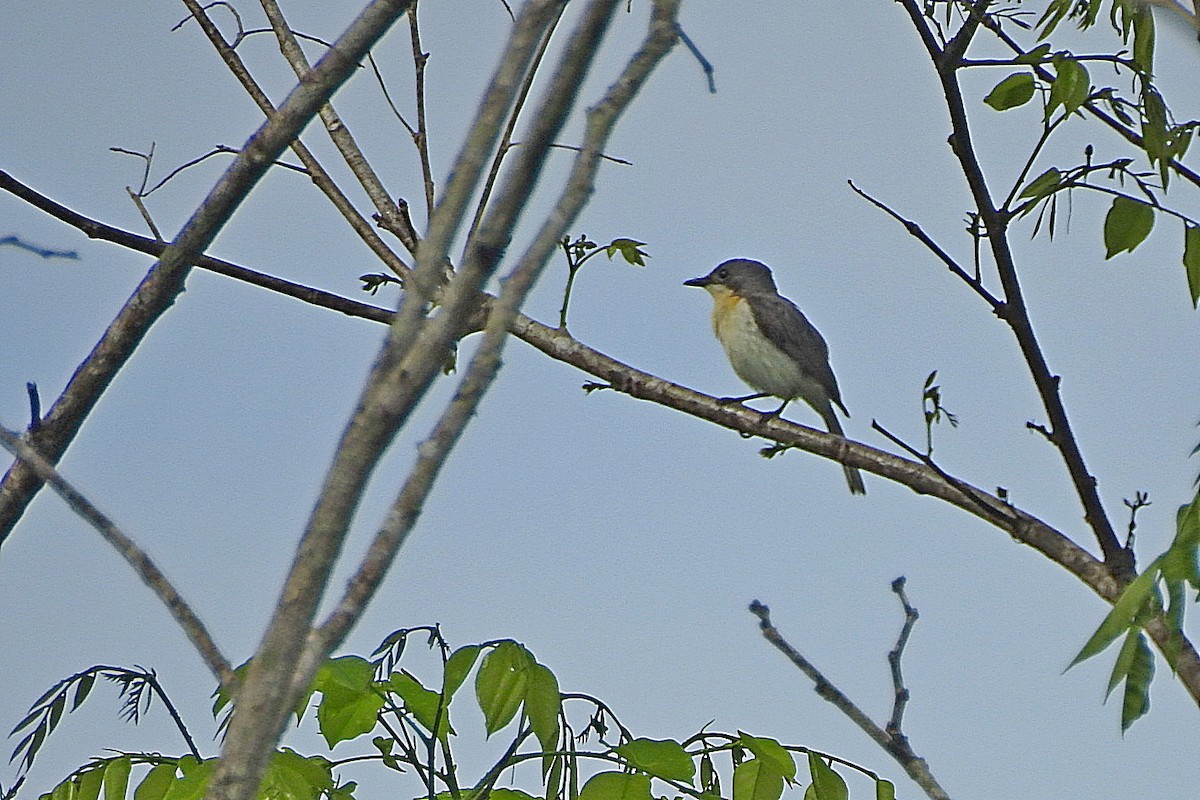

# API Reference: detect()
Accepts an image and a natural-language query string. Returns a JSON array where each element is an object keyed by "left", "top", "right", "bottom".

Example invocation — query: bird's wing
[{"left": 747, "top": 293, "right": 850, "bottom": 415}]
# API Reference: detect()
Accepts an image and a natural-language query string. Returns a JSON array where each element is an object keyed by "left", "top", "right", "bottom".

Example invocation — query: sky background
[{"left": 3, "top": 1, "right": 1200, "bottom": 798}]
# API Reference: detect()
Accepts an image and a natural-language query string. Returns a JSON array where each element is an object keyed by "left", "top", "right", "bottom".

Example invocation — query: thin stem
[{"left": 409, "top": 1, "right": 435, "bottom": 221}]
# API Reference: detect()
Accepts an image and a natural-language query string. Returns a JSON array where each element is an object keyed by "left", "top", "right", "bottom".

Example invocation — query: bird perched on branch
[{"left": 685, "top": 258, "right": 865, "bottom": 495}]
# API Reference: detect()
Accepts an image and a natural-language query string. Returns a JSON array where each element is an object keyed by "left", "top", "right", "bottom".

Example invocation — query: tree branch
[
  {"left": 205, "top": 6, "right": 571, "bottom": 800},
  {"left": 0, "top": 425, "right": 232, "bottom": 686},
  {"left": 0, "top": 2, "right": 406, "bottom": 551},
  {"left": 896, "top": 0, "right": 1130, "bottom": 576},
  {"left": 308, "top": 0, "right": 681, "bottom": 664},
  {"left": 749, "top": 600, "right": 951, "bottom": 800}
]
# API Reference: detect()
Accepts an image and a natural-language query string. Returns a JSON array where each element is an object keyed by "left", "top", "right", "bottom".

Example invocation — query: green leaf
[
  {"left": 1184, "top": 225, "right": 1200, "bottom": 308},
  {"left": 1015, "top": 44, "right": 1052, "bottom": 64},
  {"left": 50, "top": 777, "right": 76, "bottom": 800},
  {"left": 577, "top": 773, "right": 652, "bottom": 800},
  {"left": 72, "top": 674, "right": 96, "bottom": 711},
  {"left": 104, "top": 757, "right": 132, "bottom": 800},
  {"left": 1103, "top": 195, "right": 1155, "bottom": 258},
  {"left": 806, "top": 754, "right": 848, "bottom": 800},
  {"left": 1131, "top": 5, "right": 1155, "bottom": 75},
  {"left": 604, "top": 238, "right": 649, "bottom": 266},
  {"left": 984, "top": 73, "right": 1035, "bottom": 111},
  {"left": 475, "top": 641, "right": 533, "bottom": 736},
  {"left": 1106, "top": 626, "right": 1142, "bottom": 698},
  {"left": 524, "top": 664, "right": 561, "bottom": 754},
  {"left": 732, "top": 759, "right": 784, "bottom": 800},
  {"left": 443, "top": 645, "right": 482, "bottom": 699},
  {"left": 77, "top": 768, "right": 104, "bottom": 800},
  {"left": 737, "top": 734, "right": 796, "bottom": 782},
  {"left": 1069, "top": 562, "right": 1161, "bottom": 668},
  {"left": 1120, "top": 632, "right": 1155, "bottom": 731},
  {"left": 313, "top": 656, "right": 384, "bottom": 748},
  {"left": 133, "top": 764, "right": 176, "bottom": 800},
  {"left": 614, "top": 738, "right": 695, "bottom": 784},
  {"left": 162, "top": 758, "right": 214, "bottom": 800},
  {"left": 1046, "top": 56, "right": 1090, "bottom": 119},
  {"left": 490, "top": 790, "right": 541, "bottom": 800},
  {"left": 1162, "top": 495, "right": 1200, "bottom": 584},
  {"left": 874, "top": 779, "right": 896, "bottom": 800},
  {"left": 1019, "top": 168, "right": 1062, "bottom": 201},
  {"left": 389, "top": 671, "right": 453, "bottom": 743},
  {"left": 264, "top": 750, "right": 333, "bottom": 800}
]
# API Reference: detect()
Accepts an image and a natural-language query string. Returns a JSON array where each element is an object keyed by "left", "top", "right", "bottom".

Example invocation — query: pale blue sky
[{"left": 2, "top": 3, "right": 1200, "bottom": 798}]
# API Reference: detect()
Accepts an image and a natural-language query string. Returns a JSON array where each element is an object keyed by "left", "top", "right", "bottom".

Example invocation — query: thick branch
[
  {"left": 307, "top": 0, "right": 681, "bottom": 662},
  {"left": 206, "top": 7, "right": 571, "bottom": 800},
  {"left": 0, "top": 2, "right": 404, "bottom": 551}
]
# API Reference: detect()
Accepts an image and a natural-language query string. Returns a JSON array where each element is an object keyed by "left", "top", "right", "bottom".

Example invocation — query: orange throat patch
[{"left": 707, "top": 286, "right": 745, "bottom": 337}]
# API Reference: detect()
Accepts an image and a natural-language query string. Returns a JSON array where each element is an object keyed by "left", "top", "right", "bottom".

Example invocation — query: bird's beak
[{"left": 683, "top": 275, "right": 711, "bottom": 287}]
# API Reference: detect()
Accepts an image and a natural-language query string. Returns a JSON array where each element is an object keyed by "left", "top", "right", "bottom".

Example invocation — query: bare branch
[
  {"left": 885, "top": 577, "right": 919, "bottom": 739},
  {"left": 178, "top": 0, "right": 417, "bottom": 264},
  {"left": 257, "top": 0, "right": 417, "bottom": 250},
  {"left": 206, "top": 6, "right": 567, "bottom": 800},
  {"left": 749, "top": 600, "right": 951, "bottom": 800},
  {"left": 0, "top": 425, "right": 232, "bottom": 686},
  {"left": 408, "top": 0, "right": 436, "bottom": 220},
  {"left": 310, "top": 0, "right": 682, "bottom": 662}
]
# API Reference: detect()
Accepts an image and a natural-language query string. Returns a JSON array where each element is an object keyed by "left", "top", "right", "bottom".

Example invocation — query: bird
[{"left": 684, "top": 258, "right": 865, "bottom": 495}]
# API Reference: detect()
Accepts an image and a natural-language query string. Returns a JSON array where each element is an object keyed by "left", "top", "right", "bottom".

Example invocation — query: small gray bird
[{"left": 685, "top": 258, "right": 865, "bottom": 495}]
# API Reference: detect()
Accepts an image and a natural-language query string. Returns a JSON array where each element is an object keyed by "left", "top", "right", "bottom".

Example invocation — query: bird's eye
[{"left": 717, "top": 269, "right": 728, "bottom": 280}]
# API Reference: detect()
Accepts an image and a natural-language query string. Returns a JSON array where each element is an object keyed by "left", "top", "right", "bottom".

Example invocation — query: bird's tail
[{"left": 822, "top": 408, "right": 866, "bottom": 496}]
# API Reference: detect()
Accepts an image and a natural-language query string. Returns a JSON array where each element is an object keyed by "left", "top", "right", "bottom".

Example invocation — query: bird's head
[{"left": 684, "top": 259, "right": 778, "bottom": 296}]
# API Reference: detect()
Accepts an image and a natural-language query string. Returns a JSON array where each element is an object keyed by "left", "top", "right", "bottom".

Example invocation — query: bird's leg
[{"left": 760, "top": 399, "right": 790, "bottom": 420}]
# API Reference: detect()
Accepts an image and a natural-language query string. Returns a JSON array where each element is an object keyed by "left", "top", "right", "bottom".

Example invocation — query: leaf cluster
[
  {"left": 1069, "top": 493, "right": 1200, "bottom": 729},
  {"left": 10, "top": 632, "right": 895, "bottom": 800}
]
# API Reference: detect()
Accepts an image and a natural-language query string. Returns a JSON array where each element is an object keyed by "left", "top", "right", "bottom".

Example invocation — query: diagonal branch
[
  {"left": 307, "top": 0, "right": 681, "bottom": 664},
  {"left": 256, "top": 0, "right": 417, "bottom": 249},
  {"left": 896, "top": 0, "right": 1129, "bottom": 576},
  {"left": 178, "top": 0, "right": 419, "bottom": 260},
  {"left": 749, "top": 600, "right": 951, "bottom": 800},
  {"left": 0, "top": 425, "right": 232, "bottom": 686},
  {"left": 205, "top": 6, "right": 571, "bottom": 800},
  {"left": 0, "top": 1, "right": 408, "bottom": 552}
]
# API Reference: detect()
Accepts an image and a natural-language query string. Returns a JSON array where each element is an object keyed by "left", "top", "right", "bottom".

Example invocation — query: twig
[
  {"left": 465, "top": 3, "right": 567, "bottom": 244},
  {"left": 674, "top": 22, "right": 715, "bottom": 93},
  {"left": 178, "top": 0, "right": 417, "bottom": 263},
  {"left": 0, "top": 171, "right": 394, "bottom": 325},
  {"left": 408, "top": 0, "right": 436, "bottom": 221},
  {"left": 749, "top": 600, "right": 951, "bottom": 800},
  {"left": 25, "top": 383, "right": 40, "bottom": 432},
  {"left": 257, "top": 0, "right": 414, "bottom": 251},
  {"left": 847, "top": 180, "right": 1001, "bottom": 311},
  {"left": 0, "top": 425, "right": 232, "bottom": 686},
  {"left": 1123, "top": 491, "right": 1151, "bottom": 550},
  {"left": 885, "top": 577, "right": 919, "bottom": 740},
  {"left": 0, "top": 235, "right": 78, "bottom": 260}
]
